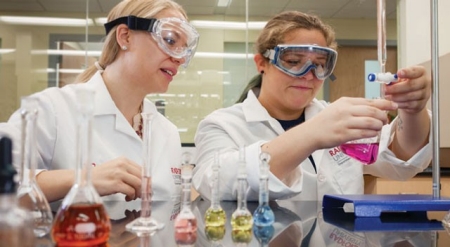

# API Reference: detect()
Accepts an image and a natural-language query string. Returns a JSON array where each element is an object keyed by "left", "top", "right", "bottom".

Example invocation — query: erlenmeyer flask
[
  {"left": 17, "top": 96, "right": 53, "bottom": 237},
  {"left": 52, "top": 88, "right": 111, "bottom": 246},
  {"left": 339, "top": 134, "right": 380, "bottom": 165},
  {"left": 126, "top": 112, "right": 165, "bottom": 236}
]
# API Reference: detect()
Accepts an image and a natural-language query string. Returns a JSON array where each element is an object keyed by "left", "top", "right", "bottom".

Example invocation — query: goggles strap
[
  {"left": 104, "top": 15, "right": 157, "bottom": 35},
  {"left": 263, "top": 49, "right": 276, "bottom": 61}
]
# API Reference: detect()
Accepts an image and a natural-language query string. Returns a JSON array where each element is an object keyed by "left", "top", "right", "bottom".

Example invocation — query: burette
[
  {"left": 377, "top": 0, "right": 388, "bottom": 99},
  {"left": 377, "top": 0, "right": 387, "bottom": 74},
  {"left": 369, "top": 0, "right": 398, "bottom": 87}
]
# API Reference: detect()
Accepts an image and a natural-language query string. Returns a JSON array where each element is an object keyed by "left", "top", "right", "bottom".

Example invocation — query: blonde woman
[{"left": 0, "top": 0, "right": 199, "bottom": 203}]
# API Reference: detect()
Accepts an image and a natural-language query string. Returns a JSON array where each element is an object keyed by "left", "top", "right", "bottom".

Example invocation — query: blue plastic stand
[
  {"left": 322, "top": 194, "right": 450, "bottom": 217},
  {"left": 323, "top": 209, "right": 443, "bottom": 232}
]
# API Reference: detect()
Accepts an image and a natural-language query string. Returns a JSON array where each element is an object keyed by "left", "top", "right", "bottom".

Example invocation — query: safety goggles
[
  {"left": 263, "top": 45, "right": 337, "bottom": 80},
  {"left": 104, "top": 15, "right": 200, "bottom": 67}
]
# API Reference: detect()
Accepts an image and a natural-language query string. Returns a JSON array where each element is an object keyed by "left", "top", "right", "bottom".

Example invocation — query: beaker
[
  {"left": 51, "top": 88, "right": 111, "bottom": 246},
  {"left": 17, "top": 96, "right": 53, "bottom": 237},
  {"left": 126, "top": 112, "right": 165, "bottom": 236}
]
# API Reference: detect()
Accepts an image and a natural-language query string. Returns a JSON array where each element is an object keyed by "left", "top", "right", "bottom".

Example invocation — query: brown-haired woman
[{"left": 193, "top": 11, "right": 431, "bottom": 201}]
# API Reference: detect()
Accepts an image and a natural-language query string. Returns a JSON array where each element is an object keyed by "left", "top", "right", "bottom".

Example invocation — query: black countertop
[{"left": 29, "top": 197, "right": 450, "bottom": 247}]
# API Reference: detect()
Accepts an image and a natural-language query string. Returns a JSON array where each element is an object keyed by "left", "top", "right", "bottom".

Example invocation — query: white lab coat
[
  {"left": 193, "top": 90, "right": 431, "bottom": 201},
  {"left": 0, "top": 71, "right": 182, "bottom": 201}
]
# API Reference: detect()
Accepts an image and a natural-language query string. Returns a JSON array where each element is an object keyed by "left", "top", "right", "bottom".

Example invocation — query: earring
[
  {"left": 121, "top": 45, "right": 128, "bottom": 51},
  {"left": 260, "top": 70, "right": 264, "bottom": 74}
]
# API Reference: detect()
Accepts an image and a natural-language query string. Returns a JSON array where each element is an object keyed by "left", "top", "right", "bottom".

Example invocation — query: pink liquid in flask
[{"left": 340, "top": 143, "right": 379, "bottom": 165}]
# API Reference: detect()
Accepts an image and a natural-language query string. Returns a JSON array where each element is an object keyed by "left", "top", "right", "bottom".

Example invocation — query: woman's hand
[
  {"left": 384, "top": 66, "right": 431, "bottom": 115},
  {"left": 92, "top": 157, "right": 142, "bottom": 201},
  {"left": 307, "top": 97, "right": 398, "bottom": 149}
]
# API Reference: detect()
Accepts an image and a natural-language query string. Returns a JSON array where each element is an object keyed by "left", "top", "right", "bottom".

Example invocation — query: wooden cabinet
[{"left": 364, "top": 175, "right": 450, "bottom": 197}]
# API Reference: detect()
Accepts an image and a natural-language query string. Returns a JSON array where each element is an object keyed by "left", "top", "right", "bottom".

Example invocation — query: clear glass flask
[
  {"left": 253, "top": 225, "right": 274, "bottom": 247},
  {"left": 339, "top": 136, "right": 380, "bottom": 165},
  {"left": 126, "top": 112, "right": 165, "bottom": 236},
  {"left": 340, "top": 0, "right": 388, "bottom": 165},
  {"left": 204, "top": 150, "right": 227, "bottom": 238},
  {"left": 17, "top": 96, "right": 53, "bottom": 237},
  {"left": 174, "top": 152, "right": 197, "bottom": 246},
  {"left": 0, "top": 137, "right": 35, "bottom": 247},
  {"left": 253, "top": 152, "right": 274, "bottom": 227},
  {"left": 231, "top": 146, "right": 253, "bottom": 245},
  {"left": 205, "top": 225, "right": 225, "bottom": 246},
  {"left": 52, "top": 88, "right": 111, "bottom": 246}
]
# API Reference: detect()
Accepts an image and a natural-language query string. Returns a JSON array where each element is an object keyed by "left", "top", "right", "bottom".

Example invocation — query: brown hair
[
  {"left": 76, "top": 0, "right": 187, "bottom": 83},
  {"left": 254, "top": 11, "right": 337, "bottom": 58},
  {"left": 237, "top": 11, "right": 337, "bottom": 102}
]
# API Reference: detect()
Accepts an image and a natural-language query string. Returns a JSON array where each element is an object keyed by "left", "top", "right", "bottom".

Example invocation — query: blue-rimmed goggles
[
  {"left": 263, "top": 45, "right": 337, "bottom": 80},
  {"left": 105, "top": 15, "right": 199, "bottom": 68}
]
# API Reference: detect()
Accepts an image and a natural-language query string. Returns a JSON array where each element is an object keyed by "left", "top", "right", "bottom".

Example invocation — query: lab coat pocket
[{"left": 333, "top": 159, "right": 364, "bottom": 195}]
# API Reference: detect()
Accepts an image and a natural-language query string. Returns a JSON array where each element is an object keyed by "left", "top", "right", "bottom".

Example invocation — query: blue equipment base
[
  {"left": 322, "top": 194, "right": 450, "bottom": 217},
  {"left": 323, "top": 209, "right": 443, "bottom": 232}
]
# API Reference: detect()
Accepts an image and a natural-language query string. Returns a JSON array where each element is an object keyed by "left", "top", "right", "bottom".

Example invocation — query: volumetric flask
[
  {"left": 17, "top": 96, "right": 53, "bottom": 237},
  {"left": 52, "top": 88, "right": 111, "bottom": 246}
]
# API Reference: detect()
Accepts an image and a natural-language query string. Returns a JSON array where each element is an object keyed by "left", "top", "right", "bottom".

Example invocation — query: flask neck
[
  {"left": 236, "top": 178, "right": 248, "bottom": 209},
  {"left": 74, "top": 114, "right": 93, "bottom": 187},
  {"left": 259, "top": 177, "right": 269, "bottom": 205}
]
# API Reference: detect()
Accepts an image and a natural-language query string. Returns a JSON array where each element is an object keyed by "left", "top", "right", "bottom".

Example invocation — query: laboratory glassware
[
  {"left": 17, "top": 96, "right": 53, "bottom": 237},
  {"left": 204, "top": 150, "right": 227, "bottom": 234},
  {"left": 231, "top": 145, "right": 253, "bottom": 244},
  {"left": 253, "top": 152, "right": 275, "bottom": 226},
  {"left": 52, "top": 88, "right": 111, "bottom": 246},
  {"left": 126, "top": 112, "right": 165, "bottom": 236},
  {"left": 174, "top": 152, "right": 197, "bottom": 246},
  {"left": 340, "top": 0, "right": 388, "bottom": 165},
  {"left": 253, "top": 225, "right": 274, "bottom": 247},
  {"left": 0, "top": 137, "right": 35, "bottom": 247}
]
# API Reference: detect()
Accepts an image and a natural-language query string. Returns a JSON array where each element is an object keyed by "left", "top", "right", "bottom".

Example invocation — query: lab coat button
[{"left": 318, "top": 174, "right": 326, "bottom": 182}]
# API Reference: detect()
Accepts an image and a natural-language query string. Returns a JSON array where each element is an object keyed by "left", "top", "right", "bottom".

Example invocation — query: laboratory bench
[{"left": 29, "top": 197, "right": 450, "bottom": 246}]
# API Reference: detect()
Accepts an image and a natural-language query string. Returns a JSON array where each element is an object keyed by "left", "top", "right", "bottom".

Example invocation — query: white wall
[{"left": 397, "top": 0, "right": 450, "bottom": 147}]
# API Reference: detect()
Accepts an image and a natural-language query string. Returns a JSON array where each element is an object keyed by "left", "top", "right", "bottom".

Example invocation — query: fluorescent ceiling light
[
  {"left": 35, "top": 68, "right": 84, "bottom": 74},
  {"left": 95, "top": 17, "right": 107, "bottom": 25},
  {"left": 31, "top": 49, "right": 252, "bottom": 59},
  {"left": 0, "top": 49, "right": 15, "bottom": 54},
  {"left": 217, "top": 0, "right": 232, "bottom": 7},
  {"left": 0, "top": 16, "right": 93, "bottom": 26},
  {"left": 190, "top": 20, "right": 266, "bottom": 30},
  {"left": 31, "top": 49, "right": 101, "bottom": 57},
  {"left": 195, "top": 52, "right": 254, "bottom": 59}
]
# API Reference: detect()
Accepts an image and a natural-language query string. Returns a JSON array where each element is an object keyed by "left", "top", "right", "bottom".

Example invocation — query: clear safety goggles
[
  {"left": 104, "top": 15, "right": 200, "bottom": 67},
  {"left": 263, "top": 45, "right": 337, "bottom": 80}
]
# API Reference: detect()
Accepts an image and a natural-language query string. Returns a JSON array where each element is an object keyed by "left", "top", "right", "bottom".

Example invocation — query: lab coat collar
[
  {"left": 242, "top": 90, "right": 284, "bottom": 134},
  {"left": 87, "top": 71, "right": 118, "bottom": 116},
  {"left": 242, "top": 90, "right": 274, "bottom": 122},
  {"left": 86, "top": 71, "right": 158, "bottom": 140},
  {"left": 242, "top": 90, "right": 325, "bottom": 169},
  {"left": 242, "top": 90, "right": 322, "bottom": 122}
]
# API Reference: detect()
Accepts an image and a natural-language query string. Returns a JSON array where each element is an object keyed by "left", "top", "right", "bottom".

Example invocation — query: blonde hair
[
  {"left": 255, "top": 11, "right": 337, "bottom": 58},
  {"left": 76, "top": 0, "right": 187, "bottom": 83}
]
